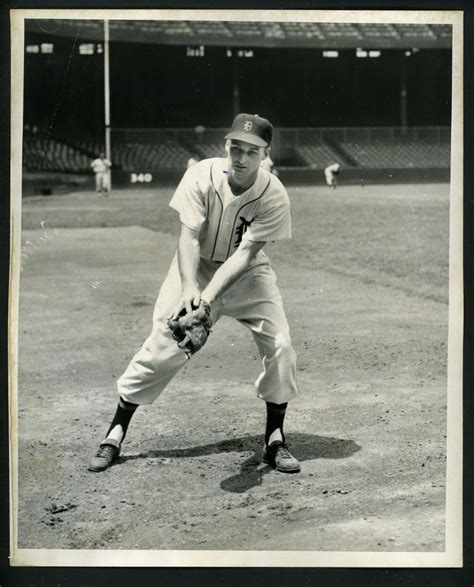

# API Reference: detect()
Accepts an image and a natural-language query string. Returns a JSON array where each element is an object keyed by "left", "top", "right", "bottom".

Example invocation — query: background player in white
[
  {"left": 259, "top": 153, "right": 278, "bottom": 176},
  {"left": 91, "top": 153, "right": 112, "bottom": 195},
  {"left": 324, "top": 162, "right": 340, "bottom": 188},
  {"left": 88, "top": 114, "right": 300, "bottom": 474},
  {"left": 186, "top": 153, "right": 200, "bottom": 169}
]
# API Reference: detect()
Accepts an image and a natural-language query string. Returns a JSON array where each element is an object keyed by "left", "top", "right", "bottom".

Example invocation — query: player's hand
[{"left": 170, "top": 286, "right": 201, "bottom": 319}]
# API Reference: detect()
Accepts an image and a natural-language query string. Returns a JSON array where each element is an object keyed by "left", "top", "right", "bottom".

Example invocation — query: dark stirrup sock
[
  {"left": 265, "top": 402, "right": 288, "bottom": 445},
  {"left": 105, "top": 398, "right": 138, "bottom": 442}
]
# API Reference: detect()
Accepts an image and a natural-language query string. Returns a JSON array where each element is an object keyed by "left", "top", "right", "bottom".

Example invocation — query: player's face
[{"left": 227, "top": 140, "right": 268, "bottom": 185}]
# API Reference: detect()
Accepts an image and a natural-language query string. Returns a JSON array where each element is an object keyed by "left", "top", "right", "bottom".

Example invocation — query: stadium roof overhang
[{"left": 25, "top": 19, "right": 452, "bottom": 49}]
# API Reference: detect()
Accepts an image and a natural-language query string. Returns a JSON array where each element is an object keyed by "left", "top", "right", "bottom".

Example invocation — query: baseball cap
[{"left": 225, "top": 113, "right": 273, "bottom": 147}]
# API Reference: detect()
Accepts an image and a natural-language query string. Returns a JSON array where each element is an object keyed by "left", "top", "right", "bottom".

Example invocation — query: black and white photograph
[{"left": 9, "top": 9, "right": 463, "bottom": 567}]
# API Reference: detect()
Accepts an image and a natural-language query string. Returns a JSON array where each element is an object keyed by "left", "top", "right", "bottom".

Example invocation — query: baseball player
[
  {"left": 88, "top": 113, "right": 300, "bottom": 474},
  {"left": 91, "top": 153, "right": 112, "bottom": 195},
  {"left": 324, "top": 162, "right": 340, "bottom": 188},
  {"left": 186, "top": 153, "right": 200, "bottom": 169},
  {"left": 259, "top": 154, "right": 278, "bottom": 176}
]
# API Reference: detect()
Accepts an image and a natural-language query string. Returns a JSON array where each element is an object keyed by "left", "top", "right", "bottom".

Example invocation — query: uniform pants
[
  {"left": 95, "top": 172, "right": 110, "bottom": 192},
  {"left": 117, "top": 254, "right": 298, "bottom": 405}
]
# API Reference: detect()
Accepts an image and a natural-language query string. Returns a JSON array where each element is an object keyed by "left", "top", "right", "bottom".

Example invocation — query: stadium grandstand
[{"left": 22, "top": 19, "right": 451, "bottom": 193}]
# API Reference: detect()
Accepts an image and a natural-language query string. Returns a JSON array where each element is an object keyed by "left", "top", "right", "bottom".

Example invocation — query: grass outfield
[{"left": 21, "top": 182, "right": 449, "bottom": 304}]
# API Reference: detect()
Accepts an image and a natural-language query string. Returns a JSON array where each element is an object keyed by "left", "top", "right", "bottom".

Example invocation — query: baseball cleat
[
  {"left": 88, "top": 441, "right": 120, "bottom": 472},
  {"left": 263, "top": 440, "right": 301, "bottom": 473}
]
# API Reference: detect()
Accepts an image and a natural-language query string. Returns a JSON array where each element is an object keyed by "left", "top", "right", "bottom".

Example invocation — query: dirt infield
[{"left": 15, "top": 183, "right": 449, "bottom": 553}]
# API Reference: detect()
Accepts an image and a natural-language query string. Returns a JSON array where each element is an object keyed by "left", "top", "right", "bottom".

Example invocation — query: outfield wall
[{"left": 22, "top": 167, "right": 450, "bottom": 197}]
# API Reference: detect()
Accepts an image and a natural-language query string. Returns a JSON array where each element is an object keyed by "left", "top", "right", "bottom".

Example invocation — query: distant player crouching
[{"left": 324, "top": 162, "right": 340, "bottom": 189}]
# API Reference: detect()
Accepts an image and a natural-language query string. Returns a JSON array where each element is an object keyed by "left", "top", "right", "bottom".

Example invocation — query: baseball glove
[{"left": 167, "top": 300, "right": 213, "bottom": 357}]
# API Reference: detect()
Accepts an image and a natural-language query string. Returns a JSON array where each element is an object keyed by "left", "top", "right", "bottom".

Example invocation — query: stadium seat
[
  {"left": 23, "top": 135, "right": 91, "bottom": 172},
  {"left": 23, "top": 128, "right": 450, "bottom": 174},
  {"left": 340, "top": 137, "right": 450, "bottom": 168}
]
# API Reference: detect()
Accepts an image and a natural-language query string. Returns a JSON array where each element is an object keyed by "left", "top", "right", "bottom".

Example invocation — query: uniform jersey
[
  {"left": 91, "top": 158, "right": 111, "bottom": 173},
  {"left": 324, "top": 163, "right": 340, "bottom": 178},
  {"left": 169, "top": 157, "right": 291, "bottom": 263},
  {"left": 259, "top": 157, "right": 274, "bottom": 173}
]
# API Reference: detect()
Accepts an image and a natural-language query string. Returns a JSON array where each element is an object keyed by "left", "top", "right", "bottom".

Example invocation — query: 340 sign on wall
[{"left": 130, "top": 173, "right": 153, "bottom": 183}]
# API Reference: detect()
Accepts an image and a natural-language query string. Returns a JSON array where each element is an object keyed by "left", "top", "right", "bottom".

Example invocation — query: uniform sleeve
[
  {"left": 168, "top": 166, "right": 206, "bottom": 232},
  {"left": 242, "top": 185, "right": 292, "bottom": 243}
]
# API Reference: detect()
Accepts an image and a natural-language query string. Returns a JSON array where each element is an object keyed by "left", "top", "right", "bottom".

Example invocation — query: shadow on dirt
[{"left": 118, "top": 433, "right": 361, "bottom": 494}]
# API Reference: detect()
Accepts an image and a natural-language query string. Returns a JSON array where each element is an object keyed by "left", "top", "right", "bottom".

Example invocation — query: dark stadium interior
[{"left": 22, "top": 20, "right": 452, "bottom": 188}]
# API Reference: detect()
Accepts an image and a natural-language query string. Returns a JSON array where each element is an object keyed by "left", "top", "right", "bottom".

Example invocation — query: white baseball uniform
[
  {"left": 259, "top": 156, "right": 274, "bottom": 173},
  {"left": 91, "top": 157, "right": 111, "bottom": 192},
  {"left": 324, "top": 163, "right": 340, "bottom": 186},
  {"left": 186, "top": 156, "right": 200, "bottom": 169},
  {"left": 117, "top": 157, "right": 298, "bottom": 406}
]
